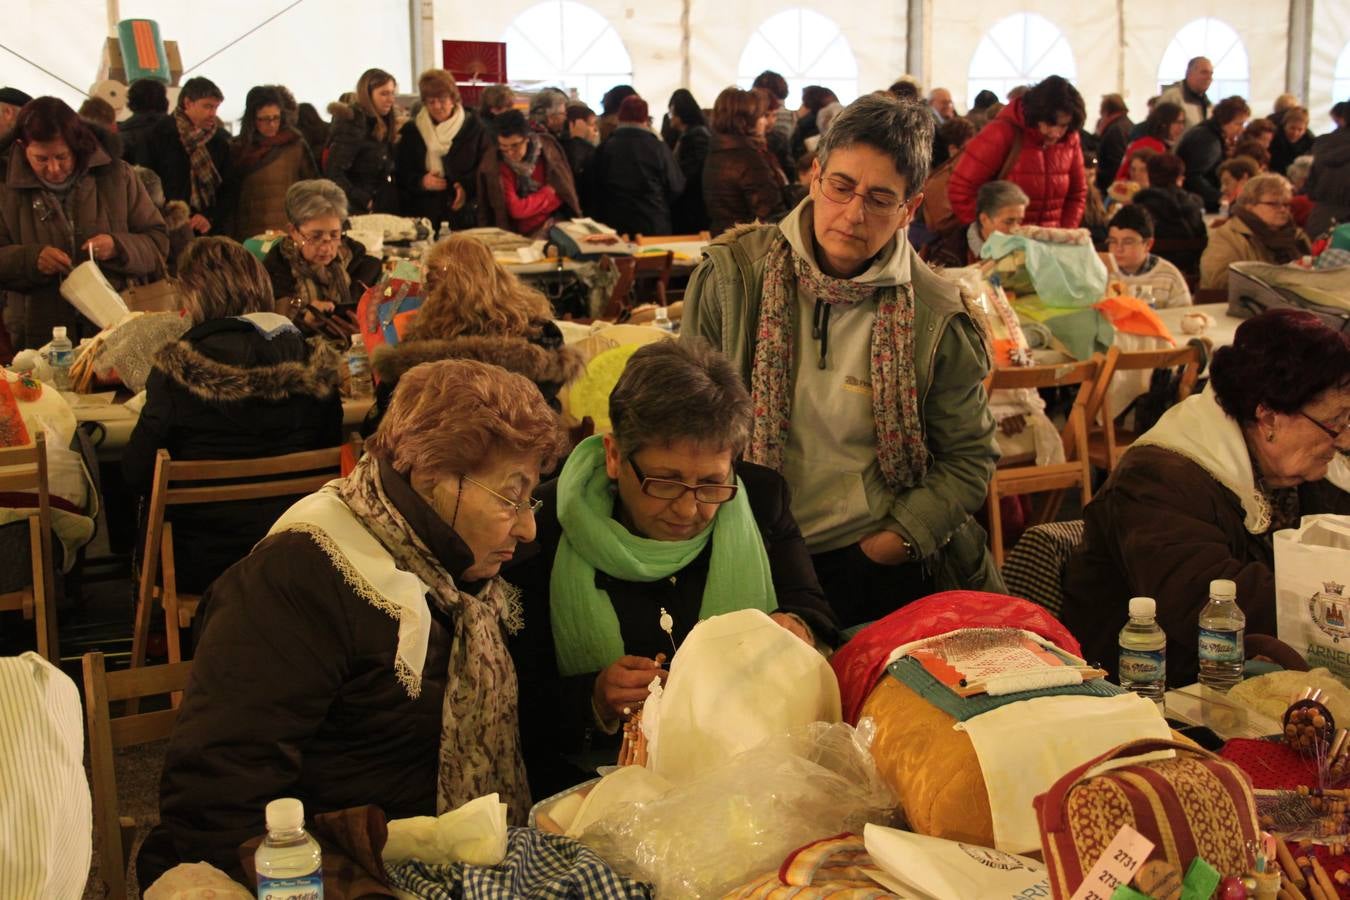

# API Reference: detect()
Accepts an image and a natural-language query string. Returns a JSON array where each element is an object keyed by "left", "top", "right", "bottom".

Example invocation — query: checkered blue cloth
[{"left": 386, "top": 827, "right": 652, "bottom": 899}]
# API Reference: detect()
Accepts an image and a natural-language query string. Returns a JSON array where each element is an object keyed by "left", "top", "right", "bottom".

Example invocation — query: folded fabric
[
  {"left": 886, "top": 656, "right": 1123, "bottom": 722},
  {"left": 144, "top": 863, "right": 252, "bottom": 899},
  {"left": 386, "top": 827, "right": 651, "bottom": 899},
  {"left": 384, "top": 793, "right": 508, "bottom": 869},
  {"left": 1095, "top": 295, "right": 1175, "bottom": 343},
  {"left": 1014, "top": 300, "right": 1113, "bottom": 361},
  {"left": 953, "top": 693, "right": 1172, "bottom": 853},
  {"left": 983, "top": 231, "right": 1108, "bottom": 308}
]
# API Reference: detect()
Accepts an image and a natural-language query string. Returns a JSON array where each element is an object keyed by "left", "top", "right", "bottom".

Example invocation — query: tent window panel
[
  {"left": 736, "top": 8, "right": 860, "bottom": 107},
  {"left": 967, "top": 13, "right": 1076, "bottom": 104},
  {"left": 1156, "top": 18, "right": 1250, "bottom": 101},
  {"left": 502, "top": 0, "right": 633, "bottom": 108},
  {"left": 1336, "top": 43, "right": 1350, "bottom": 105}
]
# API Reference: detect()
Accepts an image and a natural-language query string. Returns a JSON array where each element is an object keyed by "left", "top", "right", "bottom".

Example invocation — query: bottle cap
[
  {"left": 52, "top": 326, "right": 67, "bottom": 340},
  {"left": 1210, "top": 579, "right": 1236, "bottom": 600},
  {"left": 1129, "top": 597, "right": 1156, "bottom": 618},
  {"left": 265, "top": 797, "right": 304, "bottom": 832}
]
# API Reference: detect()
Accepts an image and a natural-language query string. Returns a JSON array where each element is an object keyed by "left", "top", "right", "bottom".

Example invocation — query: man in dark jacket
[
  {"left": 1175, "top": 95, "right": 1250, "bottom": 212},
  {"left": 506, "top": 340, "right": 838, "bottom": 799},
  {"left": 137, "top": 76, "right": 232, "bottom": 234},
  {"left": 119, "top": 78, "right": 168, "bottom": 163},
  {"left": 1095, "top": 94, "right": 1132, "bottom": 194},
  {"left": 0, "top": 86, "right": 32, "bottom": 143},
  {"left": 590, "top": 95, "right": 685, "bottom": 238},
  {"left": 559, "top": 103, "right": 599, "bottom": 214},
  {"left": 1308, "top": 121, "right": 1350, "bottom": 236}
]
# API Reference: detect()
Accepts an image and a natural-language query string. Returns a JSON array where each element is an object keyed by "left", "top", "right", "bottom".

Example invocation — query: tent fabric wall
[{"left": 1310, "top": 5, "right": 1350, "bottom": 132}]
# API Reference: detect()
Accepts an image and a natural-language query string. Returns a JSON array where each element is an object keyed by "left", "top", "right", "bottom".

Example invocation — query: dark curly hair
[
  {"left": 1143, "top": 102, "right": 1184, "bottom": 141},
  {"left": 1210, "top": 309, "right": 1350, "bottom": 425},
  {"left": 1212, "top": 96, "right": 1251, "bottom": 127},
  {"left": 14, "top": 97, "right": 101, "bottom": 170},
  {"left": 1021, "top": 75, "right": 1086, "bottom": 131},
  {"left": 1145, "top": 152, "right": 1185, "bottom": 187}
]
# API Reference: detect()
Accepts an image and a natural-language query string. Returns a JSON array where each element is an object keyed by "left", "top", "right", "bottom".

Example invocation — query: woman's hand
[
  {"left": 36, "top": 246, "right": 73, "bottom": 275},
  {"left": 859, "top": 530, "right": 911, "bottom": 566},
  {"left": 593, "top": 655, "right": 665, "bottom": 721},
  {"left": 770, "top": 612, "right": 813, "bottom": 646},
  {"left": 422, "top": 172, "right": 448, "bottom": 192},
  {"left": 188, "top": 214, "right": 212, "bottom": 234},
  {"left": 81, "top": 234, "right": 116, "bottom": 261},
  {"left": 451, "top": 182, "right": 467, "bottom": 211}
]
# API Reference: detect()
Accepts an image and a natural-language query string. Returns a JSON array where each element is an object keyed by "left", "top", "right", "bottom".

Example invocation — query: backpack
[{"left": 921, "top": 129, "right": 1025, "bottom": 234}]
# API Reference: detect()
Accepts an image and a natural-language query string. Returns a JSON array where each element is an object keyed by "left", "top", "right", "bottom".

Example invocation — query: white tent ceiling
[{"left": 3, "top": 0, "right": 1346, "bottom": 132}]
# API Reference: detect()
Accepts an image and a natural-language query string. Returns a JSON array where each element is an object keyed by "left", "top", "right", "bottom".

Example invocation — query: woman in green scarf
[{"left": 506, "top": 339, "right": 838, "bottom": 799}]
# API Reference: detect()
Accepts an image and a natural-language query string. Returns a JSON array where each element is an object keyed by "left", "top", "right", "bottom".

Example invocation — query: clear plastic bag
[{"left": 578, "top": 720, "right": 899, "bottom": 899}]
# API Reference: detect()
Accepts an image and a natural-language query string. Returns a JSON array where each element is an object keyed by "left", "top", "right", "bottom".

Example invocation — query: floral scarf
[
  {"left": 277, "top": 236, "right": 355, "bottom": 308},
  {"left": 748, "top": 232, "right": 928, "bottom": 493},
  {"left": 335, "top": 455, "right": 531, "bottom": 823},
  {"left": 173, "top": 109, "right": 221, "bottom": 213}
]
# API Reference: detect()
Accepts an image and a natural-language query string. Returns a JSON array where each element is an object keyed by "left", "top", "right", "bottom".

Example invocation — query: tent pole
[
  {"left": 1287, "top": 0, "right": 1313, "bottom": 102},
  {"left": 410, "top": 0, "right": 435, "bottom": 78},
  {"left": 1116, "top": 0, "right": 1126, "bottom": 93},
  {"left": 106, "top": 0, "right": 119, "bottom": 32},
  {"left": 906, "top": 0, "right": 927, "bottom": 85},
  {"left": 680, "top": 0, "right": 691, "bottom": 88}
]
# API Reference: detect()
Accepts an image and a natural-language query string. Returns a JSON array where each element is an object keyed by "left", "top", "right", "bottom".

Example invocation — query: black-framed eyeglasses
[
  {"left": 298, "top": 229, "right": 343, "bottom": 246},
  {"left": 627, "top": 455, "right": 738, "bottom": 504},
  {"left": 462, "top": 475, "right": 543, "bottom": 517},
  {"left": 815, "top": 174, "right": 907, "bottom": 217},
  {"left": 1299, "top": 411, "right": 1350, "bottom": 440}
]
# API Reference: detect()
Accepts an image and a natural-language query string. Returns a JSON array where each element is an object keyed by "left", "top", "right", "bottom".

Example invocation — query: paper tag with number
[{"left": 1069, "top": 824, "right": 1155, "bottom": 900}]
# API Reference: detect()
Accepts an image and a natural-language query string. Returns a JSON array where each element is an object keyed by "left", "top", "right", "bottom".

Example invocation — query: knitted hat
[
  {"left": 617, "top": 96, "right": 648, "bottom": 123},
  {"left": 0, "top": 87, "right": 33, "bottom": 108}
]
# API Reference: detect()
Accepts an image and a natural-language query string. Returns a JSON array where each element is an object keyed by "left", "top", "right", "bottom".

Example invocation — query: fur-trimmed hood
[
  {"left": 163, "top": 199, "right": 191, "bottom": 231},
  {"left": 154, "top": 333, "right": 343, "bottom": 405},
  {"left": 371, "top": 333, "right": 584, "bottom": 388}
]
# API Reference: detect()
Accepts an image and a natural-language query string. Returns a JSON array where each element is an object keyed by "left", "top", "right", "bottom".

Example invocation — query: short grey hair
[
  {"left": 1238, "top": 173, "right": 1292, "bottom": 206},
  {"left": 977, "top": 180, "right": 1030, "bottom": 218},
  {"left": 285, "top": 178, "right": 348, "bottom": 226},
  {"left": 529, "top": 88, "right": 567, "bottom": 121},
  {"left": 1287, "top": 154, "right": 1314, "bottom": 187},
  {"left": 817, "top": 94, "right": 934, "bottom": 198},
  {"left": 610, "top": 339, "right": 751, "bottom": 455}
]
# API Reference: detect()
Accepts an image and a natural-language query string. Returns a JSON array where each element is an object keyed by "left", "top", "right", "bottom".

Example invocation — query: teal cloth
[
  {"left": 983, "top": 232, "right": 1109, "bottom": 307},
  {"left": 1332, "top": 223, "right": 1350, "bottom": 252},
  {"left": 1038, "top": 307, "right": 1114, "bottom": 361},
  {"left": 885, "top": 656, "right": 1124, "bottom": 722},
  {"left": 549, "top": 435, "right": 777, "bottom": 676}
]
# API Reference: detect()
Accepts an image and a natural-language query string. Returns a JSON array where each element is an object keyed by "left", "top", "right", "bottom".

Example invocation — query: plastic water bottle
[
  {"left": 1118, "top": 596, "right": 1166, "bottom": 703},
  {"left": 652, "top": 305, "right": 674, "bottom": 333},
  {"left": 346, "top": 333, "right": 372, "bottom": 399},
  {"left": 1198, "top": 578, "right": 1245, "bottom": 692},
  {"left": 48, "top": 326, "right": 73, "bottom": 391},
  {"left": 254, "top": 798, "right": 323, "bottom": 900}
]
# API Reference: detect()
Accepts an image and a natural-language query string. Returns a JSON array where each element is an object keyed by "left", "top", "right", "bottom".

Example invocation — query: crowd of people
[{"left": 0, "top": 61, "right": 1347, "bottom": 896}]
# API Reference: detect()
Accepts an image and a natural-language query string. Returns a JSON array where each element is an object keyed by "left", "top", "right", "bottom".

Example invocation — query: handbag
[
  {"left": 1034, "top": 738, "right": 1258, "bottom": 899},
  {"left": 119, "top": 261, "right": 182, "bottom": 314},
  {"left": 921, "top": 129, "right": 1024, "bottom": 235}
]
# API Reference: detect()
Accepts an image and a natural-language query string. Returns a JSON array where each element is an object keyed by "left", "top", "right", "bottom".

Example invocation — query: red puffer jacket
[{"left": 948, "top": 98, "right": 1087, "bottom": 228}]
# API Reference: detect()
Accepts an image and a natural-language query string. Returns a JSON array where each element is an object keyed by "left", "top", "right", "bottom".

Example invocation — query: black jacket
[
  {"left": 671, "top": 124, "right": 711, "bottom": 233},
  {"left": 1176, "top": 119, "right": 1227, "bottom": 212},
  {"left": 1096, "top": 116, "right": 1133, "bottom": 194},
  {"left": 325, "top": 103, "right": 398, "bottom": 214},
  {"left": 1308, "top": 127, "right": 1350, "bottom": 236},
  {"left": 262, "top": 236, "right": 384, "bottom": 309},
  {"left": 591, "top": 124, "right": 686, "bottom": 238},
  {"left": 1270, "top": 128, "right": 1315, "bottom": 176},
  {"left": 136, "top": 463, "right": 464, "bottom": 889},
  {"left": 395, "top": 112, "right": 490, "bottom": 228},
  {"left": 136, "top": 114, "right": 233, "bottom": 227},
  {"left": 559, "top": 135, "right": 597, "bottom": 215},
  {"left": 1131, "top": 185, "right": 1209, "bottom": 274},
  {"left": 119, "top": 111, "right": 165, "bottom": 164},
  {"left": 506, "top": 463, "right": 839, "bottom": 799},
  {"left": 122, "top": 317, "right": 344, "bottom": 592}
]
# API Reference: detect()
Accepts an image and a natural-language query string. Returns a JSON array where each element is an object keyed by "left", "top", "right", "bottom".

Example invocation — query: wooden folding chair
[
  {"left": 0, "top": 432, "right": 59, "bottom": 662},
  {"left": 633, "top": 231, "right": 710, "bottom": 245},
  {"left": 1084, "top": 343, "right": 1206, "bottom": 472},
  {"left": 131, "top": 447, "right": 343, "bottom": 673},
  {"left": 82, "top": 651, "right": 192, "bottom": 900},
  {"left": 985, "top": 358, "right": 1101, "bottom": 567}
]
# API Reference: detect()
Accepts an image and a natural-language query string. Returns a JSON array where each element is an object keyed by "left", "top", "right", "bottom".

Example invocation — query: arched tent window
[
  {"left": 1156, "top": 18, "right": 1250, "bottom": 101},
  {"left": 501, "top": 0, "right": 633, "bottom": 109},
  {"left": 736, "top": 9, "right": 859, "bottom": 107},
  {"left": 967, "top": 13, "right": 1076, "bottom": 104},
  {"left": 1336, "top": 43, "right": 1350, "bottom": 104}
]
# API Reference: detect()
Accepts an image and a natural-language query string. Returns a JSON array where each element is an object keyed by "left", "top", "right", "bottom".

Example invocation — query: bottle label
[
  {"left": 257, "top": 873, "right": 323, "bottom": 900},
  {"left": 1199, "top": 628, "right": 1243, "bottom": 663},
  {"left": 1119, "top": 648, "right": 1165, "bottom": 683}
]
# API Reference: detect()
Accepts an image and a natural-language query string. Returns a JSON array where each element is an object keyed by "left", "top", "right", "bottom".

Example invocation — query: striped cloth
[
  {"left": 886, "top": 655, "right": 1123, "bottom": 722},
  {"left": 0, "top": 653, "right": 92, "bottom": 900},
  {"left": 1000, "top": 520, "right": 1085, "bottom": 617},
  {"left": 386, "top": 827, "right": 651, "bottom": 899}
]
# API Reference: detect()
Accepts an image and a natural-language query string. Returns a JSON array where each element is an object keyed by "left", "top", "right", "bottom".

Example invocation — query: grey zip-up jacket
[{"left": 683, "top": 198, "right": 1003, "bottom": 593}]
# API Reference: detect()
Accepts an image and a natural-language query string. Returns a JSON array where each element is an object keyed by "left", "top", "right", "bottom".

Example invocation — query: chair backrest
[
  {"left": 1085, "top": 343, "right": 1206, "bottom": 423},
  {"left": 602, "top": 255, "right": 639, "bottom": 320},
  {"left": 634, "top": 232, "right": 709, "bottom": 245},
  {"left": 0, "top": 433, "right": 58, "bottom": 661},
  {"left": 82, "top": 651, "right": 192, "bottom": 900},
  {"left": 990, "top": 358, "right": 1102, "bottom": 456}
]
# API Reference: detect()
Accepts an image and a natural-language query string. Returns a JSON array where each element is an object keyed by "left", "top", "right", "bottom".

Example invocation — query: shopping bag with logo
[{"left": 1275, "top": 514, "right": 1350, "bottom": 683}]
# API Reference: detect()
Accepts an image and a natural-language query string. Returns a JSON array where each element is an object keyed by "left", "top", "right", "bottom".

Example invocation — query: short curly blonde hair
[
  {"left": 177, "top": 237, "right": 275, "bottom": 324},
  {"left": 413, "top": 235, "right": 554, "bottom": 341},
  {"left": 366, "top": 358, "right": 565, "bottom": 482}
]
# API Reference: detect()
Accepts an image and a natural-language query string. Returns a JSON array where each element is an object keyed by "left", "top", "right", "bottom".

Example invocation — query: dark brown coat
[
  {"left": 702, "top": 132, "right": 787, "bottom": 237},
  {"left": 229, "top": 135, "right": 317, "bottom": 239},
  {"left": 1062, "top": 445, "right": 1350, "bottom": 685},
  {"left": 0, "top": 138, "right": 168, "bottom": 347},
  {"left": 475, "top": 133, "right": 580, "bottom": 232}
]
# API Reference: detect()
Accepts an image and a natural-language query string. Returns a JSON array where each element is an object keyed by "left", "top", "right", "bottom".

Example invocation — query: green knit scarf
[{"left": 549, "top": 435, "right": 776, "bottom": 676}]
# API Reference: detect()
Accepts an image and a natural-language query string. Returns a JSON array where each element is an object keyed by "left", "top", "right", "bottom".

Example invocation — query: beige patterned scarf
[
  {"left": 334, "top": 455, "right": 531, "bottom": 823},
  {"left": 748, "top": 233, "right": 927, "bottom": 493}
]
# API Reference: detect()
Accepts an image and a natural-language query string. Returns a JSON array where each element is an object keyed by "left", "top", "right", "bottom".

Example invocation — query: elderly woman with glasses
[
  {"left": 1200, "top": 173, "right": 1311, "bottom": 291},
  {"left": 683, "top": 93, "right": 1000, "bottom": 628},
  {"left": 262, "top": 178, "right": 382, "bottom": 335},
  {"left": 507, "top": 339, "right": 838, "bottom": 798},
  {"left": 1063, "top": 309, "right": 1350, "bottom": 686},
  {"left": 137, "top": 358, "right": 566, "bottom": 889}
]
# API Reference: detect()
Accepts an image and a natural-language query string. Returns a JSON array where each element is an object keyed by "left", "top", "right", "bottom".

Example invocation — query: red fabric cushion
[
  {"left": 831, "top": 590, "right": 1082, "bottom": 724},
  {"left": 1219, "top": 737, "right": 1319, "bottom": 791}
]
